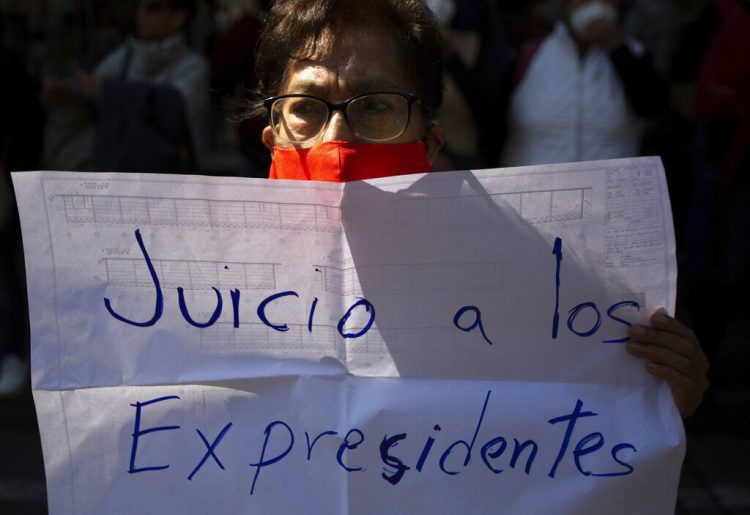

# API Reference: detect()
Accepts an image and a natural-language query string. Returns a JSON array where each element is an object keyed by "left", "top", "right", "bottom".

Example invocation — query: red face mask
[{"left": 268, "top": 141, "right": 432, "bottom": 182}]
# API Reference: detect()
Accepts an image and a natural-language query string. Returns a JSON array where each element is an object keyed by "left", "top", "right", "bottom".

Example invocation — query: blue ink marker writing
[
  {"left": 308, "top": 297, "right": 319, "bottom": 333},
  {"left": 337, "top": 298, "right": 375, "bottom": 339},
  {"left": 305, "top": 430, "right": 338, "bottom": 460},
  {"left": 105, "top": 228, "right": 163, "bottom": 327},
  {"left": 380, "top": 433, "right": 410, "bottom": 485},
  {"left": 603, "top": 301, "right": 640, "bottom": 343},
  {"left": 453, "top": 306, "right": 494, "bottom": 345},
  {"left": 249, "top": 420, "right": 294, "bottom": 495},
  {"left": 552, "top": 237, "right": 563, "bottom": 339},
  {"left": 547, "top": 399, "right": 597, "bottom": 478},
  {"left": 128, "top": 395, "right": 180, "bottom": 474},
  {"left": 178, "top": 286, "right": 223, "bottom": 328},
  {"left": 415, "top": 425, "right": 441, "bottom": 472},
  {"left": 188, "top": 422, "right": 233, "bottom": 480},
  {"left": 567, "top": 301, "right": 601, "bottom": 338},
  {"left": 230, "top": 289, "right": 241, "bottom": 328},
  {"left": 336, "top": 429, "right": 365, "bottom": 472},
  {"left": 439, "top": 390, "right": 492, "bottom": 475},
  {"left": 256, "top": 291, "right": 299, "bottom": 332}
]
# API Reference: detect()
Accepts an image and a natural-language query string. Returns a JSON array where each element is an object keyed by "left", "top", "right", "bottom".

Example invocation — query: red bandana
[{"left": 268, "top": 141, "right": 432, "bottom": 182}]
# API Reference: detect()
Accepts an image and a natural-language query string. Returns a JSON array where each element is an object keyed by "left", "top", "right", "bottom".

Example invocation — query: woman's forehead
[
  {"left": 282, "top": 64, "right": 406, "bottom": 94},
  {"left": 281, "top": 27, "right": 413, "bottom": 96}
]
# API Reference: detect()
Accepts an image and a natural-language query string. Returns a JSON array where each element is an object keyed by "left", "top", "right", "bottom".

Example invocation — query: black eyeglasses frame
[{"left": 263, "top": 91, "right": 433, "bottom": 143}]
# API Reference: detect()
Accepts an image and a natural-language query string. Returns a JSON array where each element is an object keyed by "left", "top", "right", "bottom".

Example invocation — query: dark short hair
[{"left": 251, "top": 0, "right": 444, "bottom": 117}]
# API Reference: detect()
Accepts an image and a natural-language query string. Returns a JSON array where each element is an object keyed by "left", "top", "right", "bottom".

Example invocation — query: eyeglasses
[{"left": 263, "top": 92, "right": 431, "bottom": 147}]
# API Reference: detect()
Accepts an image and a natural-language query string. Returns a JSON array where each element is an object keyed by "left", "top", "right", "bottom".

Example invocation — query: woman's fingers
[{"left": 626, "top": 311, "right": 710, "bottom": 418}]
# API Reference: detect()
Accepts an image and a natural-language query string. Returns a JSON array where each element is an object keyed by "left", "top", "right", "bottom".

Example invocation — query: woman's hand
[{"left": 627, "top": 311, "right": 710, "bottom": 418}]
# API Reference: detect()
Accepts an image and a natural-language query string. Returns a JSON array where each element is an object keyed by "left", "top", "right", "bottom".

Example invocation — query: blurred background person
[
  {"left": 426, "top": 0, "right": 483, "bottom": 171},
  {"left": 683, "top": 0, "right": 750, "bottom": 374},
  {"left": 42, "top": 0, "right": 216, "bottom": 174},
  {"left": 501, "top": 0, "right": 668, "bottom": 167},
  {"left": 209, "top": 0, "right": 270, "bottom": 177},
  {"left": 621, "top": 0, "right": 678, "bottom": 78},
  {"left": 428, "top": 0, "right": 521, "bottom": 171}
]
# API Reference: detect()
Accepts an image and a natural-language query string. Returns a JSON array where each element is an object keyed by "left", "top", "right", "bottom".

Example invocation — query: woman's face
[{"left": 261, "top": 26, "right": 443, "bottom": 159}]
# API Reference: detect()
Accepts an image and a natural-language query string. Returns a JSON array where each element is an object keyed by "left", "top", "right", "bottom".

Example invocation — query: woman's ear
[
  {"left": 262, "top": 126, "right": 275, "bottom": 151},
  {"left": 423, "top": 124, "right": 446, "bottom": 165}
]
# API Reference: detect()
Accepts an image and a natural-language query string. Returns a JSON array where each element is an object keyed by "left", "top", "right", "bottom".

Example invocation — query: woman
[{"left": 249, "top": 0, "right": 708, "bottom": 418}]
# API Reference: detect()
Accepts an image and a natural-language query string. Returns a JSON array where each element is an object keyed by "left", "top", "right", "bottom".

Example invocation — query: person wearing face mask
[
  {"left": 250, "top": 0, "right": 445, "bottom": 182},
  {"left": 248, "top": 0, "right": 708, "bottom": 419},
  {"left": 500, "top": 0, "right": 668, "bottom": 167},
  {"left": 43, "top": 0, "right": 212, "bottom": 174}
]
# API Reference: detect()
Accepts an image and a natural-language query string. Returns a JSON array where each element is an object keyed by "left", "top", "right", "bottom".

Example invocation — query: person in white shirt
[
  {"left": 43, "top": 0, "right": 212, "bottom": 173},
  {"left": 502, "top": 0, "right": 667, "bottom": 167}
]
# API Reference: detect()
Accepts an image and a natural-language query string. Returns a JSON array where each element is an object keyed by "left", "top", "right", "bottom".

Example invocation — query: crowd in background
[{"left": 0, "top": 0, "right": 748, "bottom": 405}]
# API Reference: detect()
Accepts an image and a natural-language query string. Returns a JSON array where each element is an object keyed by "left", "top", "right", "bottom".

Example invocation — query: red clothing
[
  {"left": 695, "top": 0, "right": 750, "bottom": 178},
  {"left": 268, "top": 141, "right": 432, "bottom": 182}
]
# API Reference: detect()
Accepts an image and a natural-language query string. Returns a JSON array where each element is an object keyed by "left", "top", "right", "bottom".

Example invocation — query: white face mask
[
  {"left": 425, "top": 0, "right": 456, "bottom": 26},
  {"left": 569, "top": 1, "right": 617, "bottom": 36}
]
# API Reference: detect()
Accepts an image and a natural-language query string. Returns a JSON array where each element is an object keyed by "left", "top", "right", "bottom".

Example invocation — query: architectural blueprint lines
[
  {"left": 105, "top": 258, "right": 278, "bottom": 290},
  {"left": 201, "top": 322, "right": 458, "bottom": 356},
  {"left": 59, "top": 186, "right": 589, "bottom": 235},
  {"left": 395, "top": 187, "right": 591, "bottom": 229},
  {"left": 61, "top": 194, "right": 342, "bottom": 233},
  {"left": 315, "top": 262, "right": 505, "bottom": 296}
]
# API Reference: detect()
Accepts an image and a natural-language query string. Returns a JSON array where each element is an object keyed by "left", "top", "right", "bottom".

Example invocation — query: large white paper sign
[{"left": 14, "top": 157, "right": 684, "bottom": 514}]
